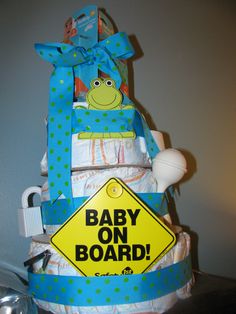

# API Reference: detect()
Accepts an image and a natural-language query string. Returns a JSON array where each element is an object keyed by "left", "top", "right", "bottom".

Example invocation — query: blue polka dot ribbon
[
  {"left": 35, "top": 32, "right": 135, "bottom": 203},
  {"left": 72, "top": 108, "right": 135, "bottom": 133},
  {"left": 134, "top": 110, "right": 160, "bottom": 159},
  {"left": 28, "top": 255, "right": 192, "bottom": 306},
  {"left": 71, "top": 108, "right": 160, "bottom": 159},
  {"left": 41, "top": 193, "right": 168, "bottom": 225}
]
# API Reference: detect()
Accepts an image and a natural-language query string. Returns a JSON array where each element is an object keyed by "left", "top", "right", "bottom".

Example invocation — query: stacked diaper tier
[
  {"left": 20, "top": 4, "right": 194, "bottom": 314},
  {"left": 29, "top": 232, "right": 193, "bottom": 314},
  {"left": 40, "top": 166, "right": 175, "bottom": 238},
  {"left": 41, "top": 137, "right": 151, "bottom": 175},
  {"left": 40, "top": 103, "right": 153, "bottom": 175},
  {"left": 42, "top": 167, "right": 157, "bottom": 234}
]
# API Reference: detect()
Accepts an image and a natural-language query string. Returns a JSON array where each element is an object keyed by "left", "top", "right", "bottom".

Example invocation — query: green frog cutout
[{"left": 77, "top": 78, "right": 135, "bottom": 139}]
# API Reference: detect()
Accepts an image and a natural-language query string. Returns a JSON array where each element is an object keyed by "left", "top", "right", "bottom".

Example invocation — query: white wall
[{"left": 0, "top": 0, "right": 235, "bottom": 279}]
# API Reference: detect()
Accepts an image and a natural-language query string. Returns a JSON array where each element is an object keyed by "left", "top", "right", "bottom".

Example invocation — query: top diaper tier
[
  {"left": 35, "top": 5, "right": 161, "bottom": 202},
  {"left": 62, "top": 5, "right": 131, "bottom": 102}
]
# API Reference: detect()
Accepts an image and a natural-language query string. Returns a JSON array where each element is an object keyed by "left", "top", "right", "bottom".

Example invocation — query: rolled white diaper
[
  {"left": 42, "top": 167, "right": 157, "bottom": 234},
  {"left": 41, "top": 136, "right": 151, "bottom": 175},
  {"left": 42, "top": 167, "right": 157, "bottom": 201},
  {"left": 29, "top": 232, "right": 193, "bottom": 314}
]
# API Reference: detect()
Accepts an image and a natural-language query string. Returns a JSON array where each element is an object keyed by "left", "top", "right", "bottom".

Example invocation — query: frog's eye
[
  {"left": 105, "top": 79, "right": 113, "bottom": 87},
  {"left": 93, "top": 80, "right": 101, "bottom": 87}
]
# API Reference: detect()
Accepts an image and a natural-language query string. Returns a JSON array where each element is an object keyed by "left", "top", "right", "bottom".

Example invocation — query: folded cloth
[{"left": 29, "top": 232, "right": 193, "bottom": 314}]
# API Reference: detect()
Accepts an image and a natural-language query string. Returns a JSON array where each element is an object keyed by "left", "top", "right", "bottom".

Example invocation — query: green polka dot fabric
[
  {"left": 28, "top": 255, "right": 192, "bottom": 306},
  {"left": 35, "top": 32, "right": 135, "bottom": 202}
]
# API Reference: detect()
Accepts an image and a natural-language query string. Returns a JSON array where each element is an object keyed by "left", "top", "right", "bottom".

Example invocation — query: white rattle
[{"left": 152, "top": 149, "right": 187, "bottom": 193}]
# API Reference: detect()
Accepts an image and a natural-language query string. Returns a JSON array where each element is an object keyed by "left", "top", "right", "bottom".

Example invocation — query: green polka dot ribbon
[
  {"left": 28, "top": 254, "right": 192, "bottom": 306},
  {"left": 35, "top": 32, "right": 134, "bottom": 202},
  {"left": 41, "top": 193, "right": 168, "bottom": 225}
]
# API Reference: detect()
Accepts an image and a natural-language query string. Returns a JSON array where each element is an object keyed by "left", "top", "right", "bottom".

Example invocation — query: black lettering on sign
[
  {"left": 75, "top": 245, "right": 88, "bottom": 261},
  {"left": 114, "top": 227, "right": 127, "bottom": 244},
  {"left": 98, "top": 227, "right": 128, "bottom": 244},
  {"left": 85, "top": 209, "right": 141, "bottom": 226},
  {"left": 99, "top": 209, "right": 113, "bottom": 225},
  {"left": 113, "top": 209, "right": 126, "bottom": 225},
  {"left": 75, "top": 244, "right": 151, "bottom": 262},
  {"left": 89, "top": 245, "right": 103, "bottom": 261},
  {"left": 104, "top": 245, "right": 118, "bottom": 261},
  {"left": 86, "top": 209, "right": 98, "bottom": 225},
  {"left": 118, "top": 245, "right": 131, "bottom": 261},
  {"left": 98, "top": 227, "right": 112, "bottom": 244},
  {"left": 132, "top": 244, "right": 146, "bottom": 260},
  {"left": 127, "top": 209, "right": 140, "bottom": 225}
]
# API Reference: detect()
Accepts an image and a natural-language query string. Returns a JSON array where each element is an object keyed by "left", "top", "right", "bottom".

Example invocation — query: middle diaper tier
[
  {"left": 41, "top": 167, "right": 159, "bottom": 235},
  {"left": 41, "top": 137, "right": 151, "bottom": 175}
]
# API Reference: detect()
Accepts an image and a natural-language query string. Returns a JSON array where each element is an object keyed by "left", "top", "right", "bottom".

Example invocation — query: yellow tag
[{"left": 51, "top": 178, "right": 176, "bottom": 276}]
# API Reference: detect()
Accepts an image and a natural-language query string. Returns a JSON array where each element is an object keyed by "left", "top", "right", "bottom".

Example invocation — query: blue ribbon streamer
[
  {"left": 28, "top": 255, "right": 192, "bottom": 306},
  {"left": 41, "top": 193, "right": 168, "bottom": 225},
  {"left": 35, "top": 32, "right": 135, "bottom": 202},
  {"left": 134, "top": 110, "right": 159, "bottom": 159}
]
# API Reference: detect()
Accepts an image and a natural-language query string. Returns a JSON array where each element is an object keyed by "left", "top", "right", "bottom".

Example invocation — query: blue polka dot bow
[{"left": 35, "top": 32, "right": 134, "bottom": 203}]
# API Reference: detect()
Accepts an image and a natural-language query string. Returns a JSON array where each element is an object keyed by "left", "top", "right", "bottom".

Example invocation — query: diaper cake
[{"left": 18, "top": 5, "right": 194, "bottom": 314}]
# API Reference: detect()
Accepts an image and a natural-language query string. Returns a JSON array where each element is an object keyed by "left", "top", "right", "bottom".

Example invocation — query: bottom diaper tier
[
  {"left": 41, "top": 167, "right": 171, "bottom": 235},
  {"left": 28, "top": 232, "right": 193, "bottom": 314}
]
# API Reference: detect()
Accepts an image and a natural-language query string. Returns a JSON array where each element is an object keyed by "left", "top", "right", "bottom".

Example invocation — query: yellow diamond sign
[{"left": 51, "top": 178, "right": 176, "bottom": 276}]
